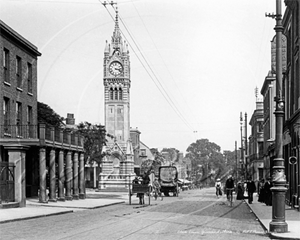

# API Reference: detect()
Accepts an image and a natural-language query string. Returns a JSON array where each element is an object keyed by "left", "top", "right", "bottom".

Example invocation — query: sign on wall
[{"left": 271, "top": 35, "right": 287, "bottom": 73}]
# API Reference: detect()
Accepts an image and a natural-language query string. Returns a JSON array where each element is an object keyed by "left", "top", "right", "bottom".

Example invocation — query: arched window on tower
[
  {"left": 114, "top": 88, "right": 118, "bottom": 100},
  {"left": 119, "top": 88, "right": 123, "bottom": 100},
  {"left": 110, "top": 88, "right": 114, "bottom": 100}
]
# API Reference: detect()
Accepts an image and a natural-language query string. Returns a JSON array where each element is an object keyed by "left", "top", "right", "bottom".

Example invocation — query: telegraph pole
[
  {"left": 245, "top": 113, "right": 248, "bottom": 180},
  {"left": 266, "top": 0, "right": 288, "bottom": 233},
  {"left": 240, "top": 112, "right": 244, "bottom": 180},
  {"left": 235, "top": 141, "right": 238, "bottom": 180}
]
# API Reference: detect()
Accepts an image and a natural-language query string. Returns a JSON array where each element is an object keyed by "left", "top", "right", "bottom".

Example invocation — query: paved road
[{"left": 0, "top": 188, "right": 270, "bottom": 240}]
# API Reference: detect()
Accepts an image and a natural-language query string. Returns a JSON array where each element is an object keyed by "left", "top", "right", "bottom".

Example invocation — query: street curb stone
[
  {"left": 245, "top": 200, "right": 300, "bottom": 240},
  {"left": 0, "top": 210, "right": 73, "bottom": 224}
]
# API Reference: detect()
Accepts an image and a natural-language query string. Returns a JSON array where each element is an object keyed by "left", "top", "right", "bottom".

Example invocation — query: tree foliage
[
  {"left": 223, "top": 150, "right": 238, "bottom": 179},
  {"left": 150, "top": 148, "right": 165, "bottom": 165},
  {"left": 186, "top": 139, "right": 224, "bottom": 184},
  {"left": 37, "top": 101, "right": 64, "bottom": 127},
  {"left": 161, "top": 148, "right": 180, "bottom": 164},
  {"left": 139, "top": 149, "right": 166, "bottom": 176},
  {"left": 77, "top": 122, "right": 109, "bottom": 165}
]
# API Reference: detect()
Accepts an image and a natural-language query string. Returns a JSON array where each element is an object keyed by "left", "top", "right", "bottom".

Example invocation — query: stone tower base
[{"left": 98, "top": 173, "right": 136, "bottom": 192}]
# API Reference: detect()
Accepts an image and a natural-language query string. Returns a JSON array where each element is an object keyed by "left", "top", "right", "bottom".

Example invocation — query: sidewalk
[
  {"left": 245, "top": 194, "right": 300, "bottom": 240},
  {"left": 0, "top": 189, "right": 127, "bottom": 224}
]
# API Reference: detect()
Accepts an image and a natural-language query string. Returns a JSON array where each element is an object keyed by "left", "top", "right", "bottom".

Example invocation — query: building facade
[
  {"left": 282, "top": 0, "right": 300, "bottom": 208},
  {"left": 261, "top": 71, "right": 276, "bottom": 180},
  {"left": 99, "top": 9, "right": 135, "bottom": 190},
  {"left": 248, "top": 101, "right": 264, "bottom": 184},
  {"left": 0, "top": 21, "right": 85, "bottom": 207},
  {"left": 0, "top": 20, "right": 41, "bottom": 207},
  {"left": 130, "top": 127, "right": 141, "bottom": 174},
  {"left": 103, "top": 10, "right": 130, "bottom": 152}
]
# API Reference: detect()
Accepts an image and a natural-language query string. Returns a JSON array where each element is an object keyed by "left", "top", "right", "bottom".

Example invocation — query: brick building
[
  {"left": 0, "top": 20, "right": 85, "bottom": 207},
  {"left": 282, "top": 0, "right": 300, "bottom": 208},
  {"left": 0, "top": 20, "right": 41, "bottom": 207}
]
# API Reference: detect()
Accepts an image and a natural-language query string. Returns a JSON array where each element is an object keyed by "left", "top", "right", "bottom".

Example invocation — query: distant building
[
  {"left": 65, "top": 113, "right": 76, "bottom": 129},
  {"left": 261, "top": 71, "right": 276, "bottom": 180},
  {"left": 140, "top": 141, "right": 154, "bottom": 161},
  {"left": 248, "top": 100, "right": 264, "bottom": 183},
  {"left": 130, "top": 128, "right": 141, "bottom": 174}
]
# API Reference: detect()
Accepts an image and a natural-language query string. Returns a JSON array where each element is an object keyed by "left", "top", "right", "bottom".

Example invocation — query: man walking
[{"left": 247, "top": 179, "right": 256, "bottom": 204}]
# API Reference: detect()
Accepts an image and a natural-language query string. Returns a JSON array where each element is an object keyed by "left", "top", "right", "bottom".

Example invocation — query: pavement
[
  {"left": 245, "top": 194, "right": 300, "bottom": 240},
  {"left": 0, "top": 189, "right": 299, "bottom": 240},
  {"left": 0, "top": 189, "right": 128, "bottom": 224}
]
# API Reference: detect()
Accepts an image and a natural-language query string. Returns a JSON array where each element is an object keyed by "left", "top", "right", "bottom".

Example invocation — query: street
[{"left": 0, "top": 188, "right": 270, "bottom": 240}]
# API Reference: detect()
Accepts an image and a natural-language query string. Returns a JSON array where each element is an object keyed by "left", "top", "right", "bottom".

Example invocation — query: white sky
[{"left": 0, "top": 0, "right": 280, "bottom": 154}]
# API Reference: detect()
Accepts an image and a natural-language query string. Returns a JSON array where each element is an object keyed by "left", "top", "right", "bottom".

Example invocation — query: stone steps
[
  {"left": 0, "top": 202, "right": 20, "bottom": 209},
  {"left": 96, "top": 188, "right": 129, "bottom": 192}
]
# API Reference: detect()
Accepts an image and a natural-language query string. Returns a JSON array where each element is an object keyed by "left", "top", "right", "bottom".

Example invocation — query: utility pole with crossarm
[{"left": 266, "top": 0, "right": 288, "bottom": 233}]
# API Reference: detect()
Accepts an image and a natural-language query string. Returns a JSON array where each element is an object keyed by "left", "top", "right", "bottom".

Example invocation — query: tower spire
[
  {"left": 112, "top": 5, "right": 122, "bottom": 49},
  {"left": 115, "top": 6, "right": 119, "bottom": 31}
]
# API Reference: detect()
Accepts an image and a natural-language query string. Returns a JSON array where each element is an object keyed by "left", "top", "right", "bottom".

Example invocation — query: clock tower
[{"left": 103, "top": 9, "right": 130, "bottom": 152}]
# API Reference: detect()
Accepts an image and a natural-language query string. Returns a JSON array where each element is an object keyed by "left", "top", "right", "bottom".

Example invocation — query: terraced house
[
  {"left": 282, "top": 0, "right": 300, "bottom": 209},
  {"left": 0, "top": 20, "right": 85, "bottom": 208}
]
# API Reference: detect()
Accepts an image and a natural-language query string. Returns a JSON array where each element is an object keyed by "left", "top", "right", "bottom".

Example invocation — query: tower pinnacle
[
  {"left": 115, "top": 6, "right": 119, "bottom": 30},
  {"left": 112, "top": 6, "right": 122, "bottom": 49}
]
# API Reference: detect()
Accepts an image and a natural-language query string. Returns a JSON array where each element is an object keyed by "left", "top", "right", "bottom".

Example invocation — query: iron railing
[
  {"left": 0, "top": 124, "right": 83, "bottom": 148},
  {"left": 39, "top": 124, "right": 83, "bottom": 147}
]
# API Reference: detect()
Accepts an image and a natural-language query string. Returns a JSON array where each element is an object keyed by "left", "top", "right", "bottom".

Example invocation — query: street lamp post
[{"left": 266, "top": 0, "right": 288, "bottom": 233}]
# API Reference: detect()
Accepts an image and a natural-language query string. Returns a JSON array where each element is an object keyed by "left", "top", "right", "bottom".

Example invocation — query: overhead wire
[
  {"left": 129, "top": 1, "right": 201, "bottom": 133},
  {"left": 100, "top": 1, "right": 195, "bottom": 132},
  {"left": 113, "top": 7, "right": 194, "bottom": 131}
]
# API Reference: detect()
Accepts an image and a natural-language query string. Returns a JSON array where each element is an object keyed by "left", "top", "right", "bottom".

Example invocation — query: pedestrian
[
  {"left": 133, "top": 176, "right": 144, "bottom": 205},
  {"left": 133, "top": 176, "right": 139, "bottom": 184},
  {"left": 152, "top": 177, "right": 162, "bottom": 200},
  {"left": 247, "top": 179, "right": 256, "bottom": 204},
  {"left": 258, "top": 179, "right": 265, "bottom": 203},
  {"left": 225, "top": 175, "right": 235, "bottom": 202},
  {"left": 236, "top": 181, "right": 244, "bottom": 200},
  {"left": 137, "top": 171, "right": 150, "bottom": 205},
  {"left": 215, "top": 178, "right": 222, "bottom": 198},
  {"left": 264, "top": 177, "right": 272, "bottom": 206},
  {"left": 142, "top": 171, "right": 150, "bottom": 185},
  {"left": 243, "top": 181, "right": 248, "bottom": 199}
]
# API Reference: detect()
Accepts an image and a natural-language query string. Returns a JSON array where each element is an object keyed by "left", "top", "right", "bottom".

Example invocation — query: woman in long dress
[
  {"left": 258, "top": 179, "right": 265, "bottom": 203},
  {"left": 236, "top": 182, "right": 244, "bottom": 200}
]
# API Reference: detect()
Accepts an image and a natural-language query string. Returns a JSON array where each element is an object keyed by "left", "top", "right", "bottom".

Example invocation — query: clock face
[{"left": 109, "top": 61, "right": 123, "bottom": 76}]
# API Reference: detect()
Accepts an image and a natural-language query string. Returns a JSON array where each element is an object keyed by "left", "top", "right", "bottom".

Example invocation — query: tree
[
  {"left": 150, "top": 148, "right": 165, "bottom": 165},
  {"left": 186, "top": 139, "right": 223, "bottom": 185},
  {"left": 223, "top": 150, "right": 238, "bottom": 179},
  {"left": 37, "top": 102, "right": 64, "bottom": 127},
  {"left": 77, "top": 122, "right": 109, "bottom": 165},
  {"left": 139, "top": 149, "right": 166, "bottom": 176},
  {"left": 161, "top": 148, "right": 180, "bottom": 164}
]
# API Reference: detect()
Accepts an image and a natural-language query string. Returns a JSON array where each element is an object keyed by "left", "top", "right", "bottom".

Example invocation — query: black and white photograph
[{"left": 0, "top": 0, "right": 299, "bottom": 239}]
